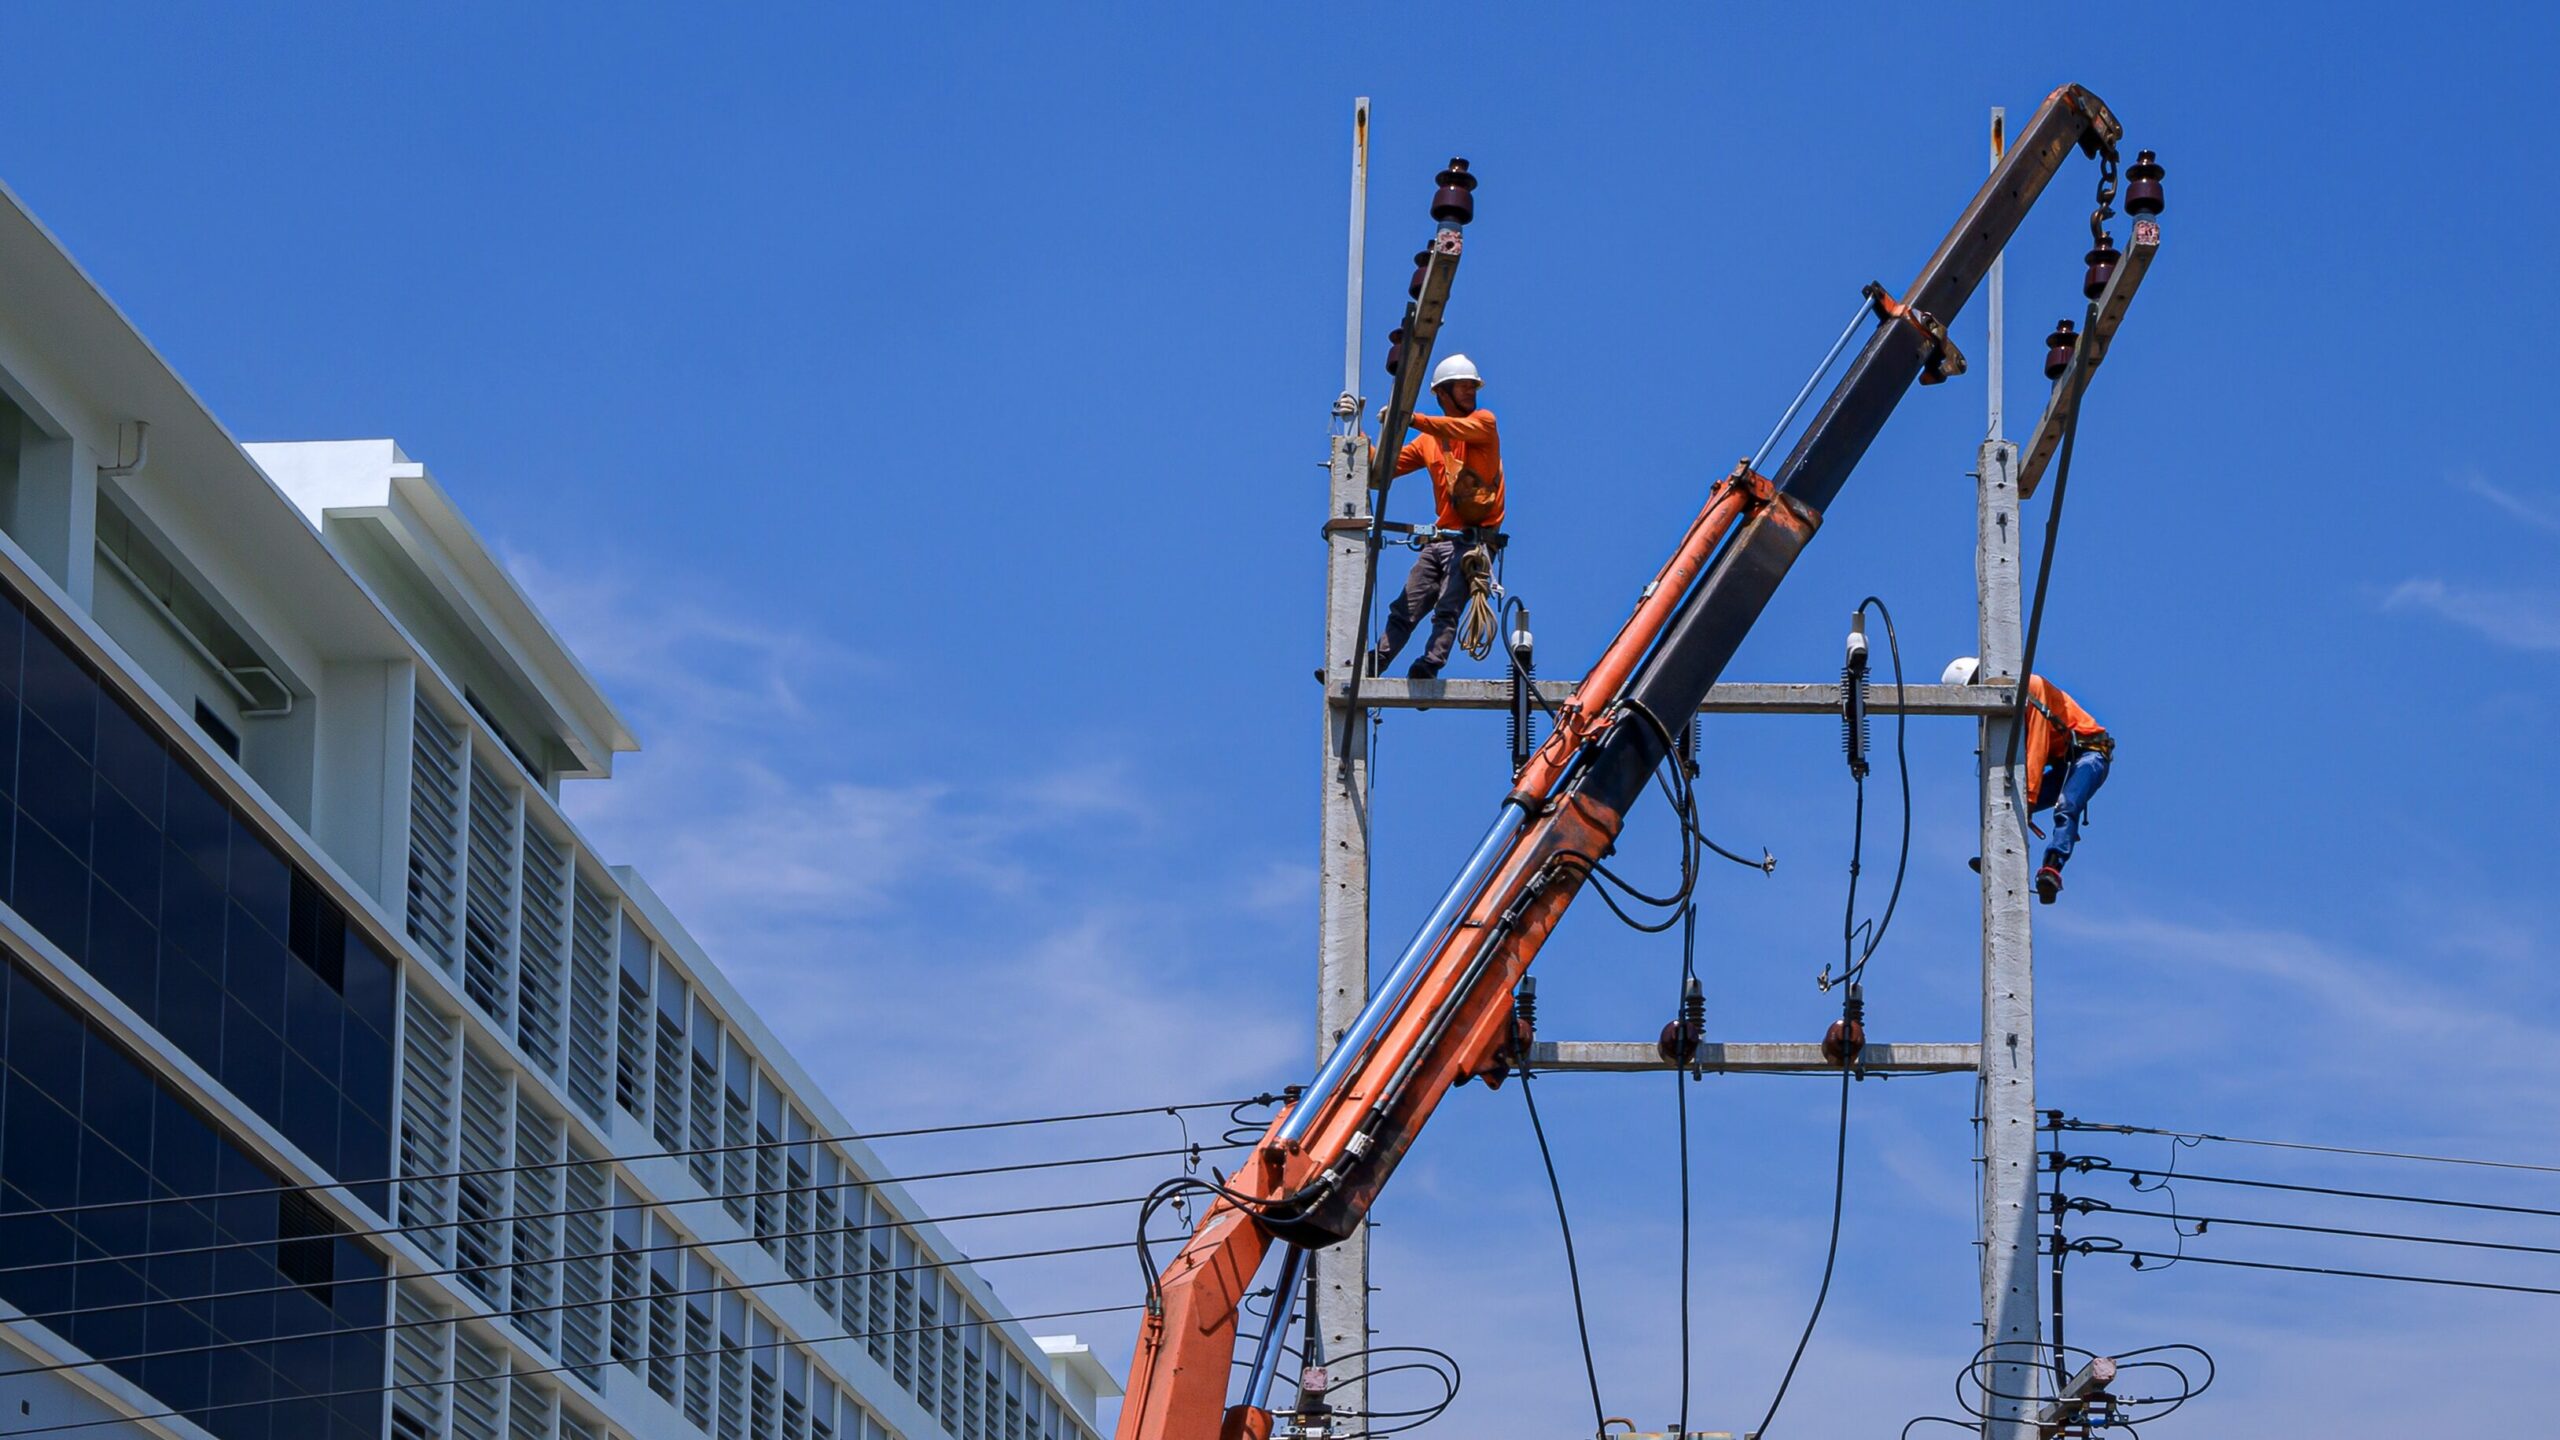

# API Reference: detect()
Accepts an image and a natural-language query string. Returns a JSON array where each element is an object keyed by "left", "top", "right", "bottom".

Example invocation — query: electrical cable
[
  {"left": 2080, "top": 1201, "right": 2560, "bottom": 1260},
  {"left": 2000, "top": 312, "right": 2095, "bottom": 786},
  {"left": 0, "top": 1189, "right": 1159, "bottom": 1332},
  {"left": 1674, "top": 882, "right": 1699, "bottom": 1439},
  {"left": 2095, "top": 1246, "right": 2560, "bottom": 1297},
  {"left": 1753, "top": 598, "right": 1908, "bottom": 1435},
  {"left": 1749, "top": 1063, "right": 1851, "bottom": 1439},
  {"left": 0, "top": 1300, "right": 1151, "bottom": 1440},
  {"left": 2061, "top": 1159, "right": 2560, "bottom": 1221},
  {"left": 7, "top": 1094, "right": 1275, "bottom": 1226},
  {"left": 1838, "top": 597, "right": 1909, "bottom": 986},
  {"left": 1517, "top": 1068, "right": 1606, "bottom": 1434},
  {"left": 2, "top": 1228, "right": 1193, "bottom": 1385},
  {"left": 0, "top": 1142, "right": 1244, "bottom": 1278},
  {"left": 2059, "top": 1119, "right": 2560, "bottom": 1176}
]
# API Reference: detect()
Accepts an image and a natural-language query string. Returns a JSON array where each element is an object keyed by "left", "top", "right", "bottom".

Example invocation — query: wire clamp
[{"left": 1860, "top": 281, "right": 1967, "bottom": 384}]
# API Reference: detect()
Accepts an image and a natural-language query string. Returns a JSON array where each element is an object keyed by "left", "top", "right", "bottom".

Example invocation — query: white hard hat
[
  {"left": 1941, "top": 656, "right": 1982, "bottom": 687},
  {"left": 1430, "top": 353, "right": 1482, "bottom": 390}
]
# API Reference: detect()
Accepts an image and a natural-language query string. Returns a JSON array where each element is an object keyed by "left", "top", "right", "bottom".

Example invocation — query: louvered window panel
[
  {"left": 452, "top": 1332, "right": 507, "bottom": 1440},
  {"left": 753, "top": 1161, "right": 781, "bottom": 1253},
  {"left": 615, "top": 923, "right": 652, "bottom": 1122},
  {"left": 981, "top": 1366, "right": 1001, "bottom": 1440},
  {"left": 683, "top": 1290, "right": 717, "bottom": 1429},
  {"left": 561, "top": 1413, "right": 602, "bottom": 1440},
  {"left": 782, "top": 1139, "right": 812, "bottom": 1280},
  {"left": 689, "top": 1005, "right": 722, "bottom": 1192},
  {"left": 647, "top": 1238, "right": 682, "bottom": 1404},
  {"left": 509, "top": 1378, "right": 555, "bottom": 1440},
  {"left": 560, "top": 1147, "right": 611, "bottom": 1384},
  {"left": 392, "top": 1285, "right": 453, "bottom": 1440},
  {"left": 718, "top": 1336, "right": 747, "bottom": 1440},
  {"left": 960, "top": 1343, "right": 982, "bottom": 1440},
  {"left": 456, "top": 1044, "right": 516, "bottom": 1307},
  {"left": 516, "top": 823, "right": 571, "bottom": 1076},
  {"left": 809, "top": 1165, "right": 839, "bottom": 1312},
  {"left": 409, "top": 700, "right": 467, "bottom": 970},
  {"left": 748, "top": 1330, "right": 778, "bottom": 1440},
  {"left": 892, "top": 1269, "right": 918, "bottom": 1393},
  {"left": 567, "top": 872, "right": 616, "bottom": 1123},
  {"left": 463, "top": 755, "right": 520, "bottom": 1022},
  {"left": 399, "top": 990, "right": 461, "bottom": 1260},
  {"left": 721, "top": 1060, "right": 747, "bottom": 1214},
  {"left": 652, "top": 967, "right": 688, "bottom": 1155},
  {"left": 863, "top": 1238, "right": 891, "bottom": 1368},
  {"left": 916, "top": 1297, "right": 944, "bottom": 1432},
  {"left": 512, "top": 1102, "right": 565, "bottom": 1354}
]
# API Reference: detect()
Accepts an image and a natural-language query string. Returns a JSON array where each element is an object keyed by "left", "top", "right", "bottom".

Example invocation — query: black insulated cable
[
  {"left": 0, "top": 1190, "right": 1158, "bottom": 1332},
  {"left": 4, "top": 1094, "right": 1277, "bottom": 1226},
  {"left": 0, "top": 1141, "right": 1245, "bottom": 1278},
  {"left": 1517, "top": 1068, "right": 1607, "bottom": 1434},
  {"left": 0, "top": 1301, "right": 1151, "bottom": 1440},
  {"left": 2, "top": 1230, "right": 1194, "bottom": 1386}
]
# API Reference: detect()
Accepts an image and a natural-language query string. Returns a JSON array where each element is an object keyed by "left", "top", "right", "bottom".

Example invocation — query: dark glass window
[
  {"left": 192, "top": 700, "right": 240, "bottom": 760},
  {"left": 0, "top": 954, "right": 387, "bottom": 1440},
  {"left": 0, "top": 582, "right": 395, "bottom": 1205}
]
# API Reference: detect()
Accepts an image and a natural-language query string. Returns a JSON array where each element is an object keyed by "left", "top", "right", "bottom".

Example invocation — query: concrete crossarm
[
  {"left": 1527, "top": 1040, "right": 1982, "bottom": 1073},
  {"left": 1338, "top": 678, "right": 2015, "bottom": 715}
]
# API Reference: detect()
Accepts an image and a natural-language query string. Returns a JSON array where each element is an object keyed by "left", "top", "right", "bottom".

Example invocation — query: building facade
[{"left": 0, "top": 182, "right": 1115, "bottom": 1440}]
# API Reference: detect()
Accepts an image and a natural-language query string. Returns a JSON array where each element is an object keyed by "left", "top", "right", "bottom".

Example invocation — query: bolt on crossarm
[{"left": 1117, "top": 83, "right": 2133, "bottom": 1440}]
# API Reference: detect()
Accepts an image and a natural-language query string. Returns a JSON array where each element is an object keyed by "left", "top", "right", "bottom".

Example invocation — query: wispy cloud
[
  {"left": 2379, "top": 578, "right": 2560, "bottom": 653},
  {"left": 2460, "top": 472, "right": 2560, "bottom": 537},
  {"left": 2044, "top": 902, "right": 2560, "bottom": 1148},
  {"left": 504, "top": 542, "right": 1302, "bottom": 1123}
]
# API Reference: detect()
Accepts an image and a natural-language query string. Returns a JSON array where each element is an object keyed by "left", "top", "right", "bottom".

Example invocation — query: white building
[{"left": 0, "top": 177, "right": 1115, "bottom": 1440}]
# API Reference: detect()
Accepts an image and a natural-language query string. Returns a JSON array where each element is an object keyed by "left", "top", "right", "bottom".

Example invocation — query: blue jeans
[{"left": 2037, "top": 747, "right": 2111, "bottom": 864}]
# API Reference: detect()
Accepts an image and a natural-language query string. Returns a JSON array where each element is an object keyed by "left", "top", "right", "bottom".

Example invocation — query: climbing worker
[
  {"left": 1945, "top": 658, "right": 2114, "bottom": 904},
  {"left": 1369, "top": 352, "right": 1504, "bottom": 680}
]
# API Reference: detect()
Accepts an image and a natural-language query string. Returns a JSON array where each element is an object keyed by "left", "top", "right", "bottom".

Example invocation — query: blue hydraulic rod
[
  {"left": 1275, "top": 801, "right": 1528, "bottom": 1144},
  {"left": 1750, "top": 296, "right": 1882, "bottom": 475},
  {"left": 1241, "top": 1244, "right": 1308, "bottom": 1414}
]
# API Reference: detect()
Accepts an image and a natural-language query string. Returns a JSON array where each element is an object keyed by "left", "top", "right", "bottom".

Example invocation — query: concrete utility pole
[
  {"left": 1973, "top": 103, "right": 2044, "bottom": 1440},
  {"left": 1313, "top": 95, "right": 1374, "bottom": 1437}
]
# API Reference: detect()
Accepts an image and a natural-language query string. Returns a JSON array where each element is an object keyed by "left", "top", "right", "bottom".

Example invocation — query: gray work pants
[{"left": 1374, "top": 539, "right": 1476, "bottom": 674}]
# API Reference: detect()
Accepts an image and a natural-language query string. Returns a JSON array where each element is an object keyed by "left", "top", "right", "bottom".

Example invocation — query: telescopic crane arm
[{"left": 1119, "top": 83, "right": 2135, "bottom": 1440}]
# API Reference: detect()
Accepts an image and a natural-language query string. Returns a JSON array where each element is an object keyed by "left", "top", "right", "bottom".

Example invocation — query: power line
[
  {"left": 0, "top": 1300, "right": 1149, "bottom": 1440},
  {"left": 2096, "top": 1246, "right": 2560, "bottom": 1298},
  {"left": 5, "top": 1229, "right": 1190, "bottom": 1385},
  {"left": 18, "top": 1094, "right": 1278, "bottom": 1224},
  {"left": 1518, "top": 1068, "right": 1606, "bottom": 1434},
  {"left": 2060, "top": 1119, "right": 2560, "bottom": 1177},
  {"left": 2064, "top": 1159, "right": 2560, "bottom": 1221},
  {"left": 0, "top": 1142, "right": 1243, "bottom": 1277},
  {"left": 2, "top": 1190, "right": 1155, "bottom": 1331},
  {"left": 2086, "top": 1202, "right": 2560, "bottom": 1260}
]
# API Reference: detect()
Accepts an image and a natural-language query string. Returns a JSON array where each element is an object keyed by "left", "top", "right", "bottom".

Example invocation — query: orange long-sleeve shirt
[
  {"left": 1393, "top": 408, "right": 1504, "bottom": 530},
  {"left": 2023, "top": 675, "right": 2106, "bottom": 809}
]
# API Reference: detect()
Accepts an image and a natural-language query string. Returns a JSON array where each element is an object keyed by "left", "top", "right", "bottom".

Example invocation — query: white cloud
[
  {"left": 2460, "top": 472, "right": 2560, "bottom": 537},
  {"left": 2380, "top": 578, "right": 2560, "bottom": 653}
]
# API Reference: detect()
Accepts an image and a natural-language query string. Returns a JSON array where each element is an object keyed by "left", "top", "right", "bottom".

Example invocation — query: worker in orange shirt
[
  {"left": 1368, "top": 353, "right": 1504, "bottom": 680},
  {"left": 1946, "top": 659, "right": 2114, "bottom": 903}
]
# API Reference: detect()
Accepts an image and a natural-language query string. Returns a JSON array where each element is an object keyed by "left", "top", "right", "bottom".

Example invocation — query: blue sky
[{"left": 9, "top": 3, "right": 2560, "bottom": 1434}]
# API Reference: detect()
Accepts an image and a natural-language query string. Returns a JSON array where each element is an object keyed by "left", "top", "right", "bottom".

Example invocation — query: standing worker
[
  {"left": 1369, "top": 353, "right": 1504, "bottom": 680},
  {"left": 1947, "top": 658, "right": 2114, "bottom": 903}
]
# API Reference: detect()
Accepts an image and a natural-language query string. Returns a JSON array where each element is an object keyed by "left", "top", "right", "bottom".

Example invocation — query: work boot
[
  {"left": 2035, "top": 851, "right": 2066, "bottom": 904},
  {"left": 1407, "top": 659, "right": 1442, "bottom": 681}
]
